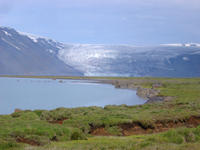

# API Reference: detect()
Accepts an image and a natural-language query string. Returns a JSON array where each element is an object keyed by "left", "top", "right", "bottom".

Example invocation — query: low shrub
[{"left": 162, "top": 129, "right": 184, "bottom": 144}]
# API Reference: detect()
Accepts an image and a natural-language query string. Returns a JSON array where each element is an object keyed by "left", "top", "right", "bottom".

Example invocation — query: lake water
[{"left": 0, "top": 77, "right": 145, "bottom": 114}]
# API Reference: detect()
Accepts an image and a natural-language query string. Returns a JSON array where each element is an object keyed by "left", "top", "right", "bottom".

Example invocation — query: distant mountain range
[{"left": 0, "top": 26, "right": 200, "bottom": 77}]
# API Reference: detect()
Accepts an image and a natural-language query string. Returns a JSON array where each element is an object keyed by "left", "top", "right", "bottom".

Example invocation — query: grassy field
[{"left": 0, "top": 76, "right": 200, "bottom": 150}]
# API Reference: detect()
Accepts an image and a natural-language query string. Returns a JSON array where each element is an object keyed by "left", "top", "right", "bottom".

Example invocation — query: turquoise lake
[{"left": 0, "top": 77, "right": 145, "bottom": 114}]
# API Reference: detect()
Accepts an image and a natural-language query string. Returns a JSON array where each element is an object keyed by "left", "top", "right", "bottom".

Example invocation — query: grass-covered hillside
[{"left": 0, "top": 77, "right": 200, "bottom": 150}]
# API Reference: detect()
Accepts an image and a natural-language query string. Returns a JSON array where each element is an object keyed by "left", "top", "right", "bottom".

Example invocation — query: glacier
[{"left": 57, "top": 44, "right": 200, "bottom": 77}]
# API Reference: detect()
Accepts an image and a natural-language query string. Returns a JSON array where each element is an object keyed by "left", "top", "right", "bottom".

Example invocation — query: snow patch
[
  {"left": 18, "top": 31, "right": 58, "bottom": 44},
  {"left": 184, "top": 43, "right": 200, "bottom": 47},
  {"left": 49, "top": 49, "right": 53, "bottom": 53},
  {"left": 1, "top": 37, "right": 20, "bottom": 50},
  {"left": 47, "top": 49, "right": 55, "bottom": 54},
  {"left": 182, "top": 57, "right": 189, "bottom": 61},
  {"left": 161, "top": 43, "right": 200, "bottom": 47},
  {"left": 161, "top": 43, "right": 183, "bottom": 47},
  {"left": 18, "top": 31, "right": 38, "bottom": 43},
  {"left": 3, "top": 31, "right": 12, "bottom": 36},
  {"left": 17, "top": 30, "right": 64, "bottom": 50}
]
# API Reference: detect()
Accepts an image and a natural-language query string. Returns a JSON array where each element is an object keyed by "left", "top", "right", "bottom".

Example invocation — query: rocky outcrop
[
  {"left": 136, "top": 87, "right": 174, "bottom": 103},
  {"left": 111, "top": 80, "right": 138, "bottom": 89},
  {"left": 136, "top": 87, "right": 160, "bottom": 100},
  {"left": 146, "top": 96, "right": 173, "bottom": 104}
]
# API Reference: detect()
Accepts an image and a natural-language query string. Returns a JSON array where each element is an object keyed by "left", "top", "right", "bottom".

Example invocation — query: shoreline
[{"left": 95, "top": 79, "right": 172, "bottom": 104}]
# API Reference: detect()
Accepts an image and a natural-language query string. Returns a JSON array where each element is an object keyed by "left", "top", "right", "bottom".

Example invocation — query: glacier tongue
[{"left": 58, "top": 44, "right": 118, "bottom": 75}]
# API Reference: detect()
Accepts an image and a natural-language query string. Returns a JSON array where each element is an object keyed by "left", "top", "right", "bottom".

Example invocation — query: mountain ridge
[{"left": 0, "top": 26, "right": 83, "bottom": 76}]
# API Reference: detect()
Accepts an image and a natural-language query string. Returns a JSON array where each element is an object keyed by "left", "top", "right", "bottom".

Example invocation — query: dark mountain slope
[{"left": 0, "top": 27, "right": 82, "bottom": 76}]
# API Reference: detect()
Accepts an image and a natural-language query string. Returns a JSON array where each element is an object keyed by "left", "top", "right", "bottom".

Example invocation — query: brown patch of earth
[
  {"left": 14, "top": 109, "right": 22, "bottom": 113},
  {"left": 91, "top": 116, "right": 200, "bottom": 136},
  {"left": 90, "top": 127, "right": 111, "bottom": 136},
  {"left": 48, "top": 118, "right": 68, "bottom": 125},
  {"left": 16, "top": 137, "right": 41, "bottom": 146}
]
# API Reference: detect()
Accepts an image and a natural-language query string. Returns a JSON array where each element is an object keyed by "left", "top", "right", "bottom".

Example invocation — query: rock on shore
[{"left": 136, "top": 87, "right": 160, "bottom": 100}]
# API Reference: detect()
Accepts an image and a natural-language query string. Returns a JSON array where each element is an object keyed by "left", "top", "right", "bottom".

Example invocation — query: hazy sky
[{"left": 0, "top": 0, "right": 200, "bottom": 45}]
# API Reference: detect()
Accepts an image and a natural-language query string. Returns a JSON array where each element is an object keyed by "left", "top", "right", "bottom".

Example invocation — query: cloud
[
  {"left": 1, "top": 0, "right": 200, "bottom": 10},
  {"left": 0, "top": 1, "right": 15, "bottom": 14},
  {"left": 1, "top": 0, "right": 200, "bottom": 45}
]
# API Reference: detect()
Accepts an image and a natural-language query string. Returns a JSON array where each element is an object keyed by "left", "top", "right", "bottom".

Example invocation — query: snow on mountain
[
  {"left": 161, "top": 43, "right": 200, "bottom": 47},
  {"left": 17, "top": 30, "right": 65, "bottom": 51},
  {"left": 2, "top": 30, "right": 12, "bottom": 36},
  {"left": 18, "top": 31, "right": 39, "bottom": 43},
  {"left": 0, "top": 26, "right": 83, "bottom": 76}
]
